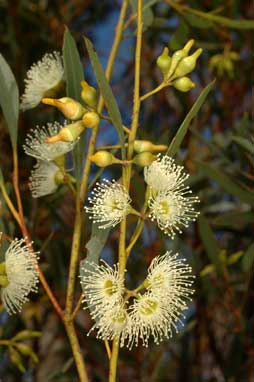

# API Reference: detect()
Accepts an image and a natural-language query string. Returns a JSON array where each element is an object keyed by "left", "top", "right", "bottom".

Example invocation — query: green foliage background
[{"left": 0, "top": 1, "right": 253, "bottom": 381}]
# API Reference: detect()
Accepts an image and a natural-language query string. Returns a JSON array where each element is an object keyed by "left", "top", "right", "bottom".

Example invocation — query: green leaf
[
  {"left": 212, "top": 211, "right": 254, "bottom": 230},
  {"left": 0, "top": 53, "right": 19, "bottom": 148},
  {"left": 84, "top": 37, "right": 125, "bottom": 159},
  {"left": 242, "top": 243, "right": 254, "bottom": 272},
  {"left": 198, "top": 214, "right": 223, "bottom": 274},
  {"left": 80, "top": 223, "right": 110, "bottom": 317},
  {"left": 170, "top": 18, "right": 189, "bottom": 50},
  {"left": 184, "top": 7, "right": 254, "bottom": 29},
  {"left": 198, "top": 162, "right": 254, "bottom": 206},
  {"left": 184, "top": 13, "right": 213, "bottom": 29},
  {"left": 63, "top": 28, "right": 85, "bottom": 183},
  {"left": 231, "top": 136, "right": 254, "bottom": 155},
  {"left": 130, "top": 0, "right": 156, "bottom": 30},
  {"left": 167, "top": 81, "right": 214, "bottom": 156}
]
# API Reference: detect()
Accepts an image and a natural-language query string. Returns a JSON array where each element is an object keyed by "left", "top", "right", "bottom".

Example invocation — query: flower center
[
  {"left": 104, "top": 279, "right": 116, "bottom": 296},
  {"left": 112, "top": 310, "right": 127, "bottom": 325},
  {"left": 140, "top": 298, "right": 158, "bottom": 316},
  {"left": 159, "top": 200, "right": 170, "bottom": 215}
]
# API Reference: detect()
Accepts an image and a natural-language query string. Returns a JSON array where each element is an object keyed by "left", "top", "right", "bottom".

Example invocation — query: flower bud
[
  {"left": 167, "top": 39, "right": 195, "bottom": 78},
  {"left": 134, "top": 140, "right": 167, "bottom": 153},
  {"left": 132, "top": 152, "right": 157, "bottom": 167},
  {"left": 173, "top": 77, "right": 195, "bottom": 92},
  {"left": 42, "top": 97, "right": 86, "bottom": 120},
  {"left": 9, "top": 347, "right": 25, "bottom": 373},
  {"left": 89, "top": 151, "right": 120, "bottom": 167},
  {"left": 46, "top": 121, "right": 85, "bottom": 143},
  {"left": 82, "top": 111, "right": 100, "bottom": 128},
  {"left": 81, "top": 80, "right": 98, "bottom": 108},
  {"left": 174, "top": 48, "right": 202, "bottom": 78},
  {"left": 156, "top": 47, "right": 171, "bottom": 79},
  {"left": 14, "top": 343, "right": 39, "bottom": 363}
]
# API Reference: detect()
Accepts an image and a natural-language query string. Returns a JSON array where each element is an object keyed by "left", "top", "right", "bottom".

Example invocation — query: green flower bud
[
  {"left": 173, "top": 77, "right": 195, "bottom": 92},
  {"left": 156, "top": 47, "right": 171, "bottom": 78},
  {"left": 167, "top": 39, "right": 195, "bottom": 78},
  {"left": 42, "top": 97, "right": 86, "bottom": 120},
  {"left": 12, "top": 330, "right": 41, "bottom": 341},
  {"left": 45, "top": 121, "right": 85, "bottom": 143},
  {"left": 81, "top": 80, "right": 98, "bottom": 108},
  {"left": 14, "top": 343, "right": 38, "bottom": 363},
  {"left": 134, "top": 140, "right": 167, "bottom": 153},
  {"left": 132, "top": 152, "right": 157, "bottom": 167},
  {"left": 82, "top": 111, "right": 100, "bottom": 128},
  {"left": 89, "top": 151, "right": 121, "bottom": 167},
  {"left": 9, "top": 347, "right": 25, "bottom": 373},
  {"left": 174, "top": 48, "right": 203, "bottom": 78}
]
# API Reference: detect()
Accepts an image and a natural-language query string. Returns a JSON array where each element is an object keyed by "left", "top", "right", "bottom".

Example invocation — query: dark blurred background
[{"left": 0, "top": 0, "right": 254, "bottom": 381}]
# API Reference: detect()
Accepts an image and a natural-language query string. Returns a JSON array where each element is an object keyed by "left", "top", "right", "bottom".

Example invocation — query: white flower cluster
[
  {"left": 80, "top": 252, "right": 194, "bottom": 348},
  {"left": 20, "top": 51, "right": 64, "bottom": 111},
  {"left": 0, "top": 238, "right": 39, "bottom": 314},
  {"left": 85, "top": 155, "right": 199, "bottom": 238},
  {"left": 144, "top": 155, "right": 200, "bottom": 238},
  {"left": 24, "top": 122, "right": 77, "bottom": 198}
]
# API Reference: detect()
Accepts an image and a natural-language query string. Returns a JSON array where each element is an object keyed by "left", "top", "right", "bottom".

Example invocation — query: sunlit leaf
[
  {"left": 0, "top": 53, "right": 19, "bottom": 148},
  {"left": 63, "top": 28, "right": 85, "bottom": 183},
  {"left": 84, "top": 37, "right": 125, "bottom": 159},
  {"left": 167, "top": 81, "right": 214, "bottom": 156}
]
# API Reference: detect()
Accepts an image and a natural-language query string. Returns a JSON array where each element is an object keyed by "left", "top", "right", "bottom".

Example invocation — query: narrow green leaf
[
  {"left": 198, "top": 214, "right": 223, "bottom": 274},
  {"left": 184, "top": 7, "right": 254, "bottom": 29},
  {"left": 198, "top": 162, "right": 254, "bottom": 206},
  {"left": 167, "top": 81, "right": 214, "bottom": 156},
  {"left": 184, "top": 13, "right": 213, "bottom": 29},
  {"left": 231, "top": 136, "right": 254, "bottom": 155},
  {"left": 84, "top": 37, "right": 125, "bottom": 159},
  {"left": 242, "top": 243, "right": 254, "bottom": 272},
  {"left": 212, "top": 211, "right": 254, "bottom": 230},
  {"left": 63, "top": 28, "right": 85, "bottom": 183},
  {"left": 80, "top": 223, "right": 110, "bottom": 318},
  {"left": 170, "top": 18, "right": 189, "bottom": 50},
  {"left": 0, "top": 53, "right": 19, "bottom": 148},
  {"left": 85, "top": 223, "right": 111, "bottom": 265}
]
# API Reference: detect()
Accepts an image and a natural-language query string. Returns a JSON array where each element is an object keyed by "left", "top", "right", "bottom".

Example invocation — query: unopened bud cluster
[{"left": 156, "top": 39, "right": 202, "bottom": 92}]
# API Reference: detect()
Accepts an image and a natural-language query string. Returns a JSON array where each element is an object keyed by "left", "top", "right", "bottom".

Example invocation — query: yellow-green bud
[
  {"left": 42, "top": 97, "right": 86, "bottom": 120},
  {"left": 82, "top": 111, "right": 100, "bottom": 128},
  {"left": 14, "top": 343, "right": 38, "bottom": 364},
  {"left": 174, "top": 48, "right": 202, "bottom": 78},
  {"left": 132, "top": 152, "right": 157, "bottom": 166},
  {"left": 167, "top": 39, "right": 195, "bottom": 78},
  {"left": 89, "top": 151, "right": 121, "bottom": 167},
  {"left": 156, "top": 47, "right": 171, "bottom": 78},
  {"left": 81, "top": 80, "right": 98, "bottom": 108},
  {"left": 134, "top": 140, "right": 167, "bottom": 153},
  {"left": 45, "top": 121, "right": 85, "bottom": 143},
  {"left": 173, "top": 77, "right": 195, "bottom": 92},
  {"left": 12, "top": 330, "right": 41, "bottom": 341},
  {"left": 9, "top": 347, "right": 25, "bottom": 373}
]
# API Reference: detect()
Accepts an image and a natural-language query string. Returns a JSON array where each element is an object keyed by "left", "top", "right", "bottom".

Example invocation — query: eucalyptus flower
[
  {"left": 23, "top": 122, "right": 77, "bottom": 161},
  {"left": 20, "top": 51, "right": 64, "bottom": 111},
  {"left": 148, "top": 189, "right": 199, "bottom": 238},
  {"left": 80, "top": 260, "right": 125, "bottom": 320},
  {"left": 29, "top": 160, "right": 64, "bottom": 198},
  {"left": 0, "top": 238, "right": 39, "bottom": 314},
  {"left": 126, "top": 252, "right": 194, "bottom": 348},
  {"left": 85, "top": 179, "right": 132, "bottom": 229},
  {"left": 90, "top": 304, "right": 130, "bottom": 347},
  {"left": 144, "top": 154, "right": 190, "bottom": 194}
]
